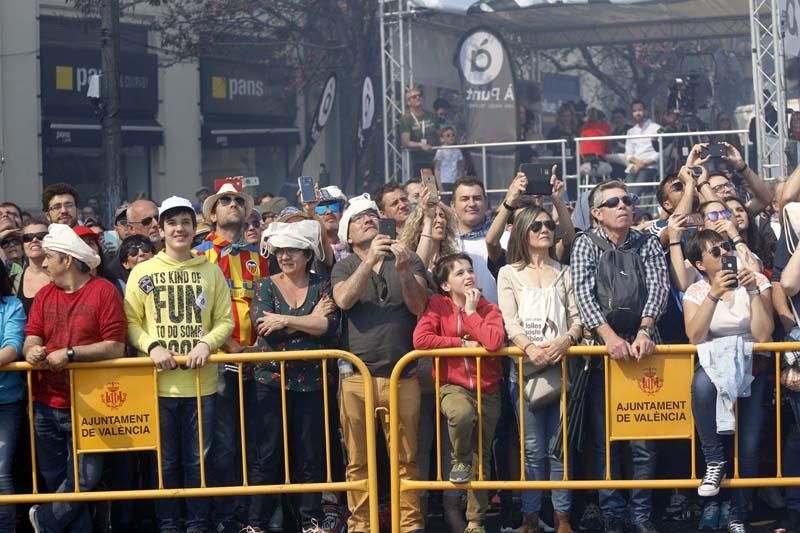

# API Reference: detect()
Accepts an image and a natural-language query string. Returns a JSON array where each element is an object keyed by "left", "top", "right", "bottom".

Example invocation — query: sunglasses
[
  {"left": 130, "top": 216, "right": 156, "bottom": 227},
  {"left": 530, "top": 220, "right": 557, "bottom": 233},
  {"left": 244, "top": 219, "right": 261, "bottom": 230},
  {"left": 22, "top": 231, "right": 47, "bottom": 243},
  {"left": 315, "top": 202, "right": 342, "bottom": 216},
  {"left": 705, "top": 209, "right": 731, "bottom": 222},
  {"left": 218, "top": 196, "right": 246, "bottom": 208},
  {"left": 598, "top": 195, "right": 633, "bottom": 209},
  {"left": 127, "top": 245, "right": 155, "bottom": 257},
  {"left": 0, "top": 238, "right": 20, "bottom": 249},
  {"left": 705, "top": 241, "right": 734, "bottom": 258}
]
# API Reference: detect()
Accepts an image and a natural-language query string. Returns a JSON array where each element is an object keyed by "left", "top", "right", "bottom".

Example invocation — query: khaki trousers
[
  {"left": 340, "top": 374, "right": 423, "bottom": 532},
  {"left": 440, "top": 383, "right": 501, "bottom": 523}
]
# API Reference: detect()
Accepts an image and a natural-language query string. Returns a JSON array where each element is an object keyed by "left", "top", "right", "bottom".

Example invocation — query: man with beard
[
  {"left": 375, "top": 182, "right": 412, "bottom": 234},
  {"left": 317, "top": 185, "right": 349, "bottom": 262},
  {"left": 193, "top": 183, "right": 268, "bottom": 532},
  {"left": 43, "top": 183, "right": 79, "bottom": 228}
]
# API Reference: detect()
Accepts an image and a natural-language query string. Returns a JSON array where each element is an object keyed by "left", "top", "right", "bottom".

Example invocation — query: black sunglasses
[
  {"left": 127, "top": 245, "right": 155, "bottom": 258},
  {"left": 218, "top": 196, "right": 246, "bottom": 208},
  {"left": 706, "top": 241, "right": 734, "bottom": 258},
  {"left": 598, "top": 195, "right": 633, "bottom": 209},
  {"left": 244, "top": 219, "right": 261, "bottom": 230},
  {"left": 130, "top": 216, "right": 156, "bottom": 227},
  {"left": 0, "top": 238, "right": 20, "bottom": 249},
  {"left": 22, "top": 231, "right": 47, "bottom": 243},
  {"left": 530, "top": 220, "right": 557, "bottom": 233}
]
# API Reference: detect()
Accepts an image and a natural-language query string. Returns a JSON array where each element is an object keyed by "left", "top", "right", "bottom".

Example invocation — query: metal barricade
[
  {"left": 389, "top": 343, "right": 800, "bottom": 533},
  {"left": 1, "top": 350, "right": 380, "bottom": 533}
]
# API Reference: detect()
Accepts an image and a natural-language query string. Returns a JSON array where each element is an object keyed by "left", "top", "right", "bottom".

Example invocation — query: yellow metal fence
[
  {"left": 0, "top": 350, "right": 380, "bottom": 533},
  {"left": 389, "top": 343, "right": 800, "bottom": 532}
]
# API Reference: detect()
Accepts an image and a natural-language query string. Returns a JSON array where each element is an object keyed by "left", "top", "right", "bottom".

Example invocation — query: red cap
[{"left": 72, "top": 224, "right": 100, "bottom": 241}]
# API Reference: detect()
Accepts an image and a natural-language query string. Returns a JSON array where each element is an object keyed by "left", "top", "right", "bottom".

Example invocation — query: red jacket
[{"left": 413, "top": 294, "right": 505, "bottom": 393}]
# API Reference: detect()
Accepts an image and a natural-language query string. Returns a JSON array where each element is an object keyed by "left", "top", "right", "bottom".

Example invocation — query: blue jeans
[
  {"left": 626, "top": 166, "right": 658, "bottom": 184},
  {"left": 588, "top": 362, "right": 656, "bottom": 523},
  {"left": 34, "top": 402, "right": 104, "bottom": 533},
  {"left": 156, "top": 395, "right": 215, "bottom": 532},
  {"left": 209, "top": 371, "right": 259, "bottom": 525},
  {"left": 784, "top": 390, "right": 800, "bottom": 511},
  {"left": 692, "top": 368, "right": 766, "bottom": 521},
  {"left": 509, "top": 379, "right": 571, "bottom": 515},
  {"left": 0, "top": 401, "right": 21, "bottom": 533}
]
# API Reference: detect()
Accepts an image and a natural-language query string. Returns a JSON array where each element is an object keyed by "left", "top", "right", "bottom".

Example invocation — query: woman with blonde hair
[{"left": 399, "top": 192, "right": 460, "bottom": 272}]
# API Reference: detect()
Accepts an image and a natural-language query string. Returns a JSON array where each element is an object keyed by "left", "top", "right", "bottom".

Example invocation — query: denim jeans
[
  {"left": 249, "top": 386, "right": 324, "bottom": 530},
  {"left": 209, "top": 370, "right": 259, "bottom": 525},
  {"left": 34, "top": 402, "right": 104, "bottom": 533},
  {"left": 509, "top": 380, "right": 571, "bottom": 515},
  {"left": 156, "top": 395, "right": 215, "bottom": 533},
  {"left": 0, "top": 401, "right": 21, "bottom": 533},
  {"left": 784, "top": 390, "right": 800, "bottom": 512},
  {"left": 626, "top": 167, "right": 658, "bottom": 184},
  {"left": 692, "top": 368, "right": 766, "bottom": 522},
  {"left": 588, "top": 362, "right": 656, "bottom": 523}
]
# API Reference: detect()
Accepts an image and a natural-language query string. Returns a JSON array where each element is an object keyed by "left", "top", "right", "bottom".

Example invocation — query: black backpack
[{"left": 586, "top": 230, "right": 649, "bottom": 336}]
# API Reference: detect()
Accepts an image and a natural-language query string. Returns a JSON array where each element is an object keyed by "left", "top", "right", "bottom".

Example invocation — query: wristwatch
[
  {"left": 66, "top": 347, "right": 76, "bottom": 362},
  {"left": 638, "top": 326, "right": 655, "bottom": 339}
]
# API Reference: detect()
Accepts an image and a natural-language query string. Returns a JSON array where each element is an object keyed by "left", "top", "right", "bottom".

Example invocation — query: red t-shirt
[
  {"left": 579, "top": 120, "right": 612, "bottom": 158},
  {"left": 25, "top": 277, "right": 128, "bottom": 409}
]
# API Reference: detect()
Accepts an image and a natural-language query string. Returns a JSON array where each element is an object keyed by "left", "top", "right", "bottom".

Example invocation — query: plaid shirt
[{"left": 570, "top": 226, "right": 669, "bottom": 341}]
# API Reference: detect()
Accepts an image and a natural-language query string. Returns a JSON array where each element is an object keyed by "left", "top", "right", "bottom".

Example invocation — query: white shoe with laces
[
  {"left": 301, "top": 518, "right": 326, "bottom": 533},
  {"left": 698, "top": 461, "right": 726, "bottom": 497},
  {"left": 727, "top": 520, "right": 747, "bottom": 533}
]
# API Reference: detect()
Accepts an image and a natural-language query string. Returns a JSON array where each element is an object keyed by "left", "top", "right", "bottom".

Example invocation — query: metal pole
[
  {"left": 101, "top": 0, "right": 122, "bottom": 223},
  {"left": 379, "top": 0, "right": 391, "bottom": 183}
]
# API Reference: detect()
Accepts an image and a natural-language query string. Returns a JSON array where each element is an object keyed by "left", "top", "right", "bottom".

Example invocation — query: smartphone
[
  {"left": 683, "top": 213, "right": 705, "bottom": 227},
  {"left": 298, "top": 176, "right": 316, "bottom": 203},
  {"left": 709, "top": 144, "right": 727, "bottom": 157},
  {"left": 520, "top": 163, "right": 552, "bottom": 196},
  {"left": 721, "top": 255, "right": 738, "bottom": 287},
  {"left": 378, "top": 219, "right": 397, "bottom": 239},
  {"left": 420, "top": 168, "right": 439, "bottom": 203}
]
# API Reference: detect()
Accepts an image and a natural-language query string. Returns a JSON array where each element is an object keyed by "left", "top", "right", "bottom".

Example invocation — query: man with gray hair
[
  {"left": 126, "top": 199, "right": 163, "bottom": 252},
  {"left": 570, "top": 180, "right": 668, "bottom": 533},
  {"left": 24, "top": 224, "right": 128, "bottom": 531}
]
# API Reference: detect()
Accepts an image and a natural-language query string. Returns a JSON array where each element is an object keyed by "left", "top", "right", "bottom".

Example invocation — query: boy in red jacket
[{"left": 413, "top": 252, "right": 505, "bottom": 533}]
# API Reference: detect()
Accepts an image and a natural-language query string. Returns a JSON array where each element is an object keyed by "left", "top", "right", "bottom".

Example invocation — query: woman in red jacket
[{"left": 413, "top": 252, "right": 505, "bottom": 533}]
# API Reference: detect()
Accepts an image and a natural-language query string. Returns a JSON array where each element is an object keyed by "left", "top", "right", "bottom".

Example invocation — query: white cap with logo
[{"left": 158, "top": 196, "right": 195, "bottom": 221}]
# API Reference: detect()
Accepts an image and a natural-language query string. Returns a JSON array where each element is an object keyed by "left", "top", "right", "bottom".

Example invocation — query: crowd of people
[{"left": 1, "top": 127, "right": 800, "bottom": 533}]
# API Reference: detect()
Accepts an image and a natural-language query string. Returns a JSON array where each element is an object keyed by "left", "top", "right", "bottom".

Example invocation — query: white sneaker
[
  {"left": 301, "top": 518, "right": 325, "bottom": 533},
  {"left": 268, "top": 506, "right": 283, "bottom": 532},
  {"left": 698, "top": 461, "right": 726, "bottom": 497},
  {"left": 29, "top": 505, "right": 42, "bottom": 533}
]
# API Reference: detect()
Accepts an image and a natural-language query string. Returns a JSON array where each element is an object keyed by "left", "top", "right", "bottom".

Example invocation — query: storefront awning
[
  {"left": 202, "top": 121, "right": 301, "bottom": 148},
  {"left": 43, "top": 116, "right": 163, "bottom": 147}
]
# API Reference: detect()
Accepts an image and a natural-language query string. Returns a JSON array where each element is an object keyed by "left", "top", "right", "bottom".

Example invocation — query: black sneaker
[
  {"left": 698, "top": 461, "right": 726, "bottom": 497},
  {"left": 449, "top": 461, "right": 472, "bottom": 483},
  {"left": 604, "top": 516, "right": 626, "bottom": 533},
  {"left": 215, "top": 520, "right": 241, "bottom": 533},
  {"left": 578, "top": 503, "right": 603, "bottom": 531},
  {"left": 635, "top": 520, "right": 659, "bottom": 533},
  {"left": 728, "top": 520, "right": 747, "bottom": 533}
]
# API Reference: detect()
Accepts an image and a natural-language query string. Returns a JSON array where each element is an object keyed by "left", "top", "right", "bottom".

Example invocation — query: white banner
[{"left": 410, "top": 0, "right": 656, "bottom": 15}]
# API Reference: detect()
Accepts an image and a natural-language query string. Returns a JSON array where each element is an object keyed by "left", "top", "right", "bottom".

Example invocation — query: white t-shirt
[
  {"left": 458, "top": 236, "right": 498, "bottom": 304},
  {"left": 434, "top": 148, "right": 463, "bottom": 184}
]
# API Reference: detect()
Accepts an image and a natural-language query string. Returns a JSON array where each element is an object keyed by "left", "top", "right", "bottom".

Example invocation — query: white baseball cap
[
  {"left": 158, "top": 196, "right": 195, "bottom": 221},
  {"left": 320, "top": 185, "right": 347, "bottom": 204},
  {"left": 338, "top": 193, "right": 379, "bottom": 245}
]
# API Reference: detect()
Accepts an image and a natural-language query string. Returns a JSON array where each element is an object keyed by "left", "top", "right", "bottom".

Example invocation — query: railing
[
  {"left": 1, "top": 351, "right": 380, "bottom": 533},
  {"left": 404, "top": 128, "right": 751, "bottom": 211},
  {"left": 388, "top": 343, "right": 800, "bottom": 533}
]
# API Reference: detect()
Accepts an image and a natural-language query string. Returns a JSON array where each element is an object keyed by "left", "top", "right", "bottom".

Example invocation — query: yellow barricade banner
[
  {"left": 73, "top": 367, "right": 158, "bottom": 451},
  {"left": 608, "top": 353, "right": 694, "bottom": 441}
]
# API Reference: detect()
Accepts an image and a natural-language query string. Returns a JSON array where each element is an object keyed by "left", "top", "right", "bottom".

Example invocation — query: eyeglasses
[
  {"left": 129, "top": 216, "right": 156, "bottom": 226},
  {"left": 243, "top": 219, "right": 261, "bottom": 231},
  {"left": 0, "top": 238, "right": 21, "bottom": 249},
  {"left": 408, "top": 94, "right": 422, "bottom": 100},
  {"left": 127, "top": 245, "right": 155, "bottom": 257},
  {"left": 711, "top": 183, "right": 733, "bottom": 194},
  {"left": 48, "top": 202, "right": 75, "bottom": 213},
  {"left": 351, "top": 210, "right": 379, "bottom": 224},
  {"left": 704, "top": 241, "right": 734, "bottom": 258},
  {"left": 597, "top": 195, "right": 633, "bottom": 209},
  {"left": 529, "top": 220, "right": 557, "bottom": 233},
  {"left": 275, "top": 247, "right": 304, "bottom": 256},
  {"left": 218, "top": 196, "right": 246, "bottom": 208},
  {"left": 705, "top": 209, "right": 731, "bottom": 222},
  {"left": 670, "top": 182, "right": 684, "bottom": 192},
  {"left": 22, "top": 231, "right": 47, "bottom": 243},
  {"left": 315, "top": 202, "right": 342, "bottom": 216}
]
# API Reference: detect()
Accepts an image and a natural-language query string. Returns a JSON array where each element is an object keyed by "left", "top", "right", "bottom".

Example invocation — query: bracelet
[
  {"left": 521, "top": 342, "right": 533, "bottom": 354},
  {"left": 420, "top": 234, "right": 432, "bottom": 239},
  {"left": 502, "top": 200, "right": 516, "bottom": 211},
  {"left": 733, "top": 239, "right": 745, "bottom": 246},
  {"left": 147, "top": 341, "right": 161, "bottom": 355},
  {"left": 697, "top": 181, "right": 710, "bottom": 190},
  {"left": 737, "top": 163, "right": 748, "bottom": 173},
  {"left": 669, "top": 241, "right": 682, "bottom": 247},
  {"left": 707, "top": 293, "right": 720, "bottom": 304},
  {"left": 747, "top": 288, "right": 761, "bottom": 296}
]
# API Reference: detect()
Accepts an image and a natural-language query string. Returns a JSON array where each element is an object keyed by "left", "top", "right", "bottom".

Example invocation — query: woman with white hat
[{"left": 249, "top": 219, "right": 339, "bottom": 533}]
